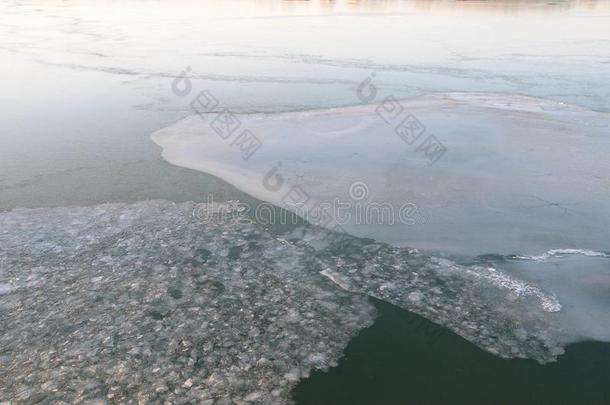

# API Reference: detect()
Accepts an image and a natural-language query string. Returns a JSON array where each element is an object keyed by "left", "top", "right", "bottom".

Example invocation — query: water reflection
[{"left": 276, "top": 0, "right": 609, "bottom": 14}]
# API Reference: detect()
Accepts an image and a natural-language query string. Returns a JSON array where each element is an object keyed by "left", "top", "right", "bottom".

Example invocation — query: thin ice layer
[
  {"left": 151, "top": 92, "right": 610, "bottom": 255},
  {"left": 500, "top": 251, "right": 610, "bottom": 344}
]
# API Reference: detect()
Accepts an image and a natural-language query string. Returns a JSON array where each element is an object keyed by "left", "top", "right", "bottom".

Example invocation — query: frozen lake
[{"left": 1, "top": 0, "right": 610, "bottom": 403}]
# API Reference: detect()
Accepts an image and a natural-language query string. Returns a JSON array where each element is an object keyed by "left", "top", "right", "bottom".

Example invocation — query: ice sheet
[{"left": 151, "top": 93, "right": 610, "bottom": 256}]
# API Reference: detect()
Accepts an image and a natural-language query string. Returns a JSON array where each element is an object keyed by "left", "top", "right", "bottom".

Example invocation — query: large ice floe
[
  {"left": 1, "top": 201, "right": 609, "bottom": 404},
  {"left": 152, "top": 92, "right": 610, "bottom": 255}
]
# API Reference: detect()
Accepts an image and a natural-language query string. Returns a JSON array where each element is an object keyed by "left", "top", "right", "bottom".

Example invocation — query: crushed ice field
[
  {"left": 2, "top": 200, "right": 609, "bottom": 404},
  {"left": 0, "top": 202, "right": 376, "bottom": 404}
]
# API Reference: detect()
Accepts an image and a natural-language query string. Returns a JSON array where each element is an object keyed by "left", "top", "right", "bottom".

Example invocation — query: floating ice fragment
[
  {"left": 515, "top": 249, "right": 609, "bottom": 262},
  {"left": 320, "top": 268, "right": 352, "bottom": 291},
  {"left": 243, "top": 391, "right": 263, "bottom": 401},
  {"left": 284, "top": 368, "right": 301, "bottom": 382},
  {"left": 0, "top": 283, "right": 12, "bottom": 295},
  {"left": 408, "top": 291, "right": 424, "bottom": 304}
]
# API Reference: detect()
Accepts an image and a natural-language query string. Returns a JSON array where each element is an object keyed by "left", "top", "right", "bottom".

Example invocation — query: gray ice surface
[{"left": 152, "top": 93, "right": 610, "bottom": 256}]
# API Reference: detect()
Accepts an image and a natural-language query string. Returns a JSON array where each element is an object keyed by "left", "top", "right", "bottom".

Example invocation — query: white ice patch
[
  {"left": 0, "top": 283, "right": 12, "bottom": 295},
  {"left": 515, "top": 249, "right": 609, "bottom": 262},
  {"left": 462, "top": 265, "right": 561, "bottom": 313},
  {"left": 320, "top": 268, "right": 352, "bottom": 291},
  {"left": 151, "top": 92, "right": 610, "bottom": 256}
]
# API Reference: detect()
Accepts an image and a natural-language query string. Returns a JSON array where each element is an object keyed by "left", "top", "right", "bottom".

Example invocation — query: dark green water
[{"left": 293, "top": 299, "right": 610, "bottom": 405}]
